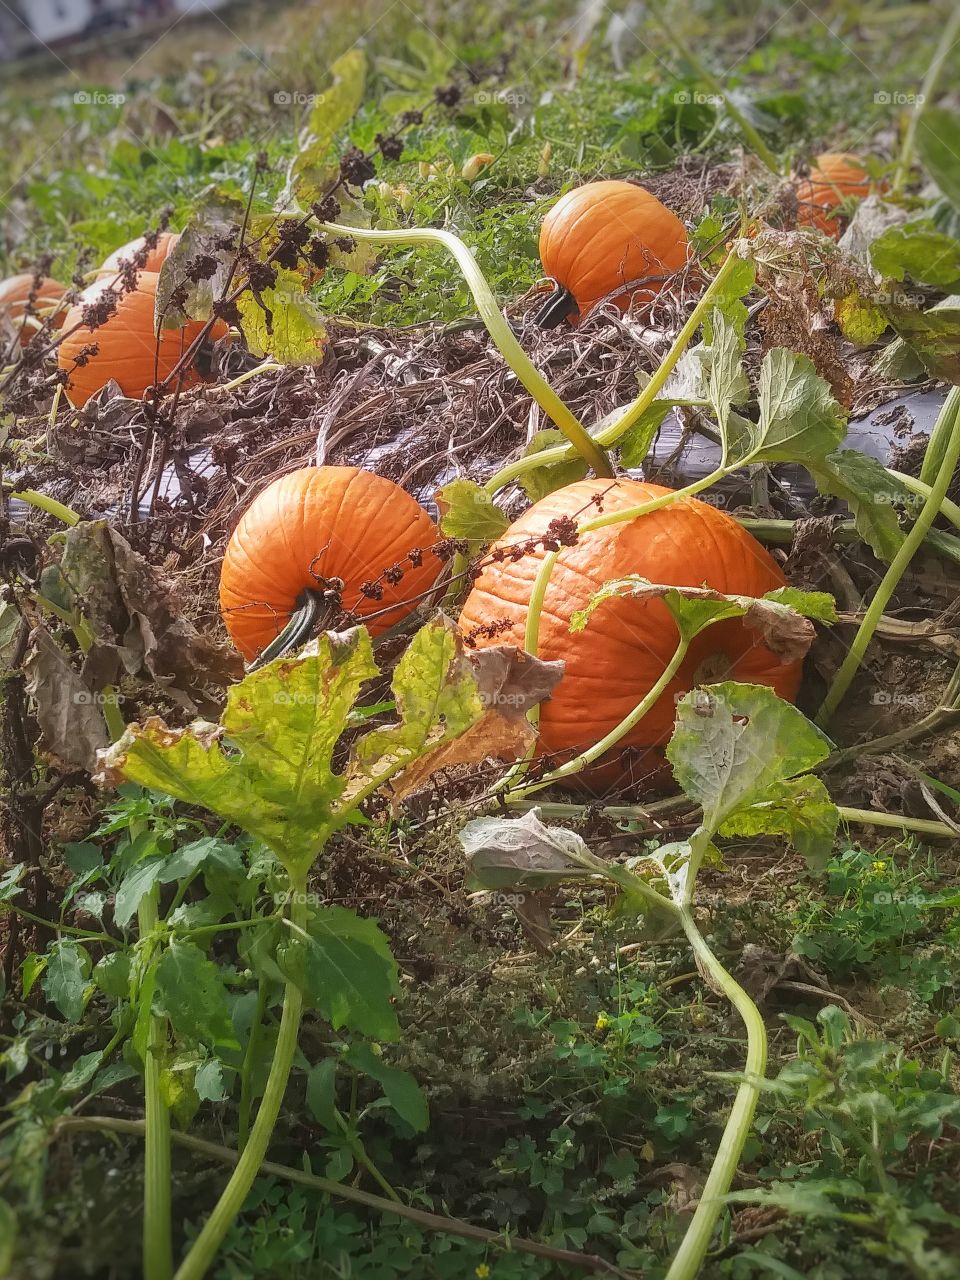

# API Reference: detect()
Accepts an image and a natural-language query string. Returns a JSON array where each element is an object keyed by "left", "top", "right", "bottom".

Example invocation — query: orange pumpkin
[
  {"left": 459, "top": 479, "right": 801, "bottom": 767},
  {"left": 538, "top": 180, "right": 689, "bottom": 325},
  {"left": 220, "top": 466, "right": 442, "bottom": 662},
  {"left": 795, "top": 153, "right": 877, "bottom": 238},
  {"left": 57, "top": 271, "right": 227, "bottom": 408},
  {"left": 99, "top": 232, "right": 181, "bottom": 277},
  {"left": 0, "top": 274, "right": 69, "bottom": 346}
]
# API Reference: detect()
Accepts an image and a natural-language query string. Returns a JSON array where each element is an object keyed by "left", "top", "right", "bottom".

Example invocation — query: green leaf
[
  {"left": 344, "top": 617, "right": 483, "bottom": 799},
  {"left": 731, "top": 349, "right": 847, "bottom": 465},
  {"left": 345, "top": 1043, "right": 429, "bottom": 1132},
  {"left": 762, "top": 587, "right": 838, "bottom": 625},
  {"left": 194, "top": 1058, "right": 228, "bottom": 1102},
  {"left": 666, "top": 682, "right": 834, "bottom": 833},
  {"left": 869, "top": 222, "right": 960, "bottom": 287},
  {"left": 114, "top": 855, "right": 167, "bottom": 929},
  {"left": 154, "top": 941, "right": 240, "bottom": 1052},
  {"left": 237, "top": 268, "right": 328, "bottom": 364},
  {"left": 617, "top": 401, "right": 673, "bottom": 468},
  {"left": 436, "top": 478, "right": 509, "bottom": 551},
  {"left": 718, "top": 774, "right": 839, "bottom": 866},
  {"left": 42, "top": 940, "right": 90, "bottom": 1023},
  {"left": 93, "top": 951, "right": 131, "bottom": 999},
  {"left": 279, "top": 904, "right": 400, "bottom": 1041},
  {"left": 98, "top": 629, "right": 378, "bottom": 875},
  {"left": 21, "top": 953, "right": 46, "bottom": 998},
  {"left": 706, "top": 307, "right": 749, "bottom": 430},
  {"left": 702, "top": 258, "right": 756, "bottom": 343},
  {"left": 0, "top": 863, "right": 25, "bottom": 902},
  {"left": 133, "top": 959, "right": 159, "bottom": 1064},
  {"left": 916, "top": 109, "right": 960, "bottom": 211},
  {"left": 305, "top": 1057, "right": 340, "bottom": 1131},
  {"left": 810, "top": 450, "right": 912, "bottom": 562},
  {"left": 59, "top": 1050, "right": 104, "bottom": 1093},
  {"left": 518, "top": 430, "right": 590, "bottom": 502},
  {"left": 160, "top": 837, "right": 240, "bottom": 884},
  {"left": 884, "top": 305, "right": 960, "bottom": 382}
]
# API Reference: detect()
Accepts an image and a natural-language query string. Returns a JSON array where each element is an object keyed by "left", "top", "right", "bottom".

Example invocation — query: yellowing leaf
[{"left": 237, "top": 268, "right": 328, "bottom": 364}]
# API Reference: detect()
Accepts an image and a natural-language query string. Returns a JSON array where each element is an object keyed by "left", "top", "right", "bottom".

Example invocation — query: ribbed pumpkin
[
  {"left": 459, "top": 479, "right": 802, "bottom": 764},
  {"left": 795, "top": 153, "right": 875, "bottom": 238},
  {"left": 220, "top": 466, "right": 442, "bottom": 662},
  {"left": 0, "top": 274, "right": 69, "bottom": 346},
  {"left": 539, "top": 180, "right": 689, "bottom": 322},
  {"left": 99, "top": 232, "right": 180, "bottom": 276},
  {"left": 57, "top": 271, "right": 227, "bottom": 408}
]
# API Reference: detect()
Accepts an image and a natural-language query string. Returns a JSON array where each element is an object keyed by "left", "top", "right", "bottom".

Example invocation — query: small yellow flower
[
  {"left": 872, "top": 859, "right": 887, "bottom": 874},
  {"left": 475, "top": 1266, "right": 491, "bottom": 1279},
  {"left": 537, "top": 141, "right": 552, "bottom": 178},
  {"left": 462, "top": 152, "right": 495, "bottom": 181},
  {"left": 595, "top": 1013, "right": 610, "bottom": 1031}
]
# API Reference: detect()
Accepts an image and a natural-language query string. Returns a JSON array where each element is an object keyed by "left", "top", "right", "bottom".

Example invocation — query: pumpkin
[
  {"left": 795, "top": 153, "right": 876, "bottom": 238},
  {"left": 220, "top": 466, "right": 442, "bottom": 662},
  {"left": 99, "top": 231, "right": 181, "bottom": 276},
  {"left": 459, "top": 479, "right": 801, "bottom": 768},
  {"left": 57, "top": 271, "right": 228, "bottom": 408},
  {"left": 0, "top": 274, "right": 69, "bottom": 346},
  {"left": 538, "top": 180, "right": 689, "bottom": 326}
]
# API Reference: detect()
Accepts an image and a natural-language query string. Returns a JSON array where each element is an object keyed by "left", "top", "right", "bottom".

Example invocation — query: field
[{"left": 2, "top": 1, "right": 960, "bottom": 1278}]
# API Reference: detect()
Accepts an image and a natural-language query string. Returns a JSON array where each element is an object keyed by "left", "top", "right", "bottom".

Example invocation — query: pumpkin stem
[
  {"left": 248, "top": 588, "right": 332, "bottom": 671},
  {"left": 534, "top": 284, "right": 578, "bottom": 329}
]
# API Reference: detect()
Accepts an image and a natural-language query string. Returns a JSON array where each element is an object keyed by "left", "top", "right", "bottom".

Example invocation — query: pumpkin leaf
[
  {"left": 702, "top": 258, "right": 756, "bottom": 344},
  {"left": 809, "top": 450, "right": 912, "bottom": 562},
  {"left": 667, "top": 682, "right": 834, "bottom": 834},
  {"left": 706, "top": 307, "right": 750, "bottom": 432},
  {"left": 519, "top": 429, "right": 590, "bottom": 501},
  {"left": 916, "top": 109, "right": 960, "bottom": 213},
  {"left": 869, "top": 221, "right": 960, "bottom": 288},
  {"left": 154, "top": 941, "right": 240, "bottom": 1051},
  {"left": 344, "top": 617, "right": 484, "bottom": 800},
  {"left": 237, "top": 268, "right": 328, "bottom": 364},
  {"left": 155, "top": 195, "right": 243, "bottom": 329},
  {"left": 617, "top": 401, "right": 673, "bottom": 468},
  {"left": 277, "top": 904, "right": 400, "bottom": 1040},
  {"left": 287, "top": 50, "right": 368, "bottom": 204},
  {"left": 96, "top": 629, "right": 379, "bottom": 875},
  {"left": 460, "top": 807, "right": 597, "bottom": 891},
  {"left": 436, "top": 478, "right": 509, "bottom": 551},
  {"left": 834, "top": 289, "right": 888, "bottom": 345},
  {"left": 883, "top": 305, "right": 960, "bottom": 382},
  {"left": 323, "top": 191, "right": 378, "bottom": 274},
  {"left": 570, "top": 579, "right": 832, "bottom": 661},
  {"left": 718, "top": 774, "right": 839, "bottom": 867},
  {"left": 344, "top": 1043, "right": 429, "bottom": 1132},
  {"left": 42, "top": 940, "right": 90, "bottom": 1024},
  {"left": 727, "top": 349, "right": 847, "bottom": 466}
]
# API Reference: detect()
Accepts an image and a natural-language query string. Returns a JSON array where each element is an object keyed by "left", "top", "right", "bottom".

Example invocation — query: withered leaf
[
  {"left": 24, "top": 626, "right": 109, "bottom": 770},
  {"left": 459, "top": 808, "right": 596, "bottom": 890},
  {"left": 465, "top": 645, "right": 565, "bottom": 722}
]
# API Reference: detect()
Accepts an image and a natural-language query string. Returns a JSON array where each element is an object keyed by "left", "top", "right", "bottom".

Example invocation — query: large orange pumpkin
[
  {"left": 220, "top": 466, "right": 442, "bottom": 662},
  {"left": 0, "top": 274, "right": 69, "bottom": 346},
  {"left": 795, "top": 153, "right": 876, "bottom": 238},
  {"left": 538, "top": 180, "right": 689, "bottom": 325},
  {"left": 459, "top": 479, "right": 801, "bottom": 765},
  {"left": 99, "top": 232, "right": 180, "bottom": 277},
  {"left": 57, "top": 271, "right": 227, "bottom": 408}
]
